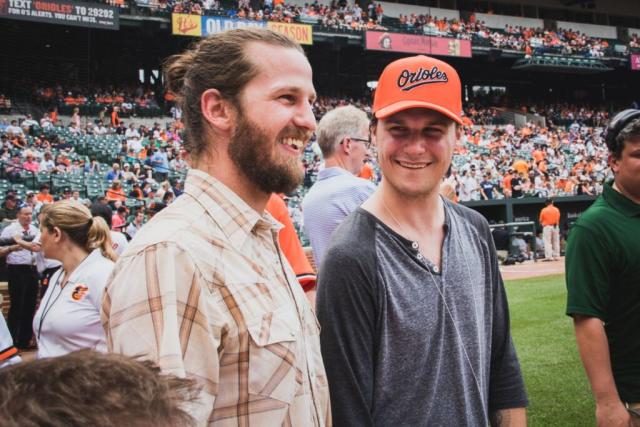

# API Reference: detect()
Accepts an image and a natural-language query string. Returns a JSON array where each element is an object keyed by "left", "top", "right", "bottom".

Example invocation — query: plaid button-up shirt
[{"left": 101, "top": 169, "right": 331, "bottom": 426}]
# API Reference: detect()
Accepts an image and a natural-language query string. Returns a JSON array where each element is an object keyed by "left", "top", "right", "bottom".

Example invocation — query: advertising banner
[
  {"left": 172, "top": 13, "right": 202, "bottom": 36},
  {"left": 267, "top": 21, "right": 313, "bottom": 45},
  {"left": 365, "top": 31, "right": 472, "bottom": 58},
  {"left": 0, "top": 0, "right": 119, "bottom": 30},
  {"left": 631, "top": 53, "right": 640, "bottom": 71},
  {"left": 201, "top": 15, "right": 265, "bottom": 36}
]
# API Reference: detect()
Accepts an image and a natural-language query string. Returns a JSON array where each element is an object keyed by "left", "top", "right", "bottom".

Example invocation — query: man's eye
[{"left": 280, "top": 95, "right": 296, "bottom": 103}]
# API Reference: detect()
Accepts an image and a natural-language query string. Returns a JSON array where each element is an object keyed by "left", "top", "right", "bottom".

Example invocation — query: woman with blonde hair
[{"left": 31, "top": 200, "right": 116, "bottom": 358}]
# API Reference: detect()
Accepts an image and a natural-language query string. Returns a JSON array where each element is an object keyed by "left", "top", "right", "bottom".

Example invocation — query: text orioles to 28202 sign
[{"left": 0, "top": 0, "right": 119, "bottom": 30}]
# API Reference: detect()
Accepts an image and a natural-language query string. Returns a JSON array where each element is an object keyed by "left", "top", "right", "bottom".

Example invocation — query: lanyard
[{"left": 37, "top": 271, "right": 66, "bottom": 340}]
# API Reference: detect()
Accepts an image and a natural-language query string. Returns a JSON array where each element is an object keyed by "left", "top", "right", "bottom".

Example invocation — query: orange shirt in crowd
[
  {"left": 111, "top": 111, "right": 120, "bottom": 127},
  {"left": 265, "top": 194, "right": 316, "bottom": 292},
  {"left": 358, "top": 162, "right": 375, "bottom": 181},
  {"left": 502, "top": 173, "right": 513, "bottom": 191},
  {"left": 36, "top": 193, "right": 53, "bottom": 203},
  {"left": 106, "top": 188, "right": 126, "bottom": 202},
  {"left": 539, "top": 204, "right": 560, "bottom": 226},
  {"left": 532, "top": 149, "right": 545, "bottom": 163}
]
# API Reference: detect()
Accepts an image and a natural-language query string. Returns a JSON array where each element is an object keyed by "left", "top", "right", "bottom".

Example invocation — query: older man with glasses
[{"left": 302, "top": 105, "right": 376, "bottom": 268}]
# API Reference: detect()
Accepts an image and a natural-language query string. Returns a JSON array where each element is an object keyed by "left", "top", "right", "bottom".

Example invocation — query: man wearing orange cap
[{"left": 317, "top": 55, "right": 528, "bottom": 426}]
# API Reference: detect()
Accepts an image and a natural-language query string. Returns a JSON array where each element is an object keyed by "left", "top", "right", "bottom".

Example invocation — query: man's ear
[
  {"left": 340, "top": 137, "right": 351, "bottom": 154},
  {"left": 608, "top": 153, "right": 620, "bottom": 174},
  {"left": 201, "top": 89, "right": 235, "bottom": 133}
]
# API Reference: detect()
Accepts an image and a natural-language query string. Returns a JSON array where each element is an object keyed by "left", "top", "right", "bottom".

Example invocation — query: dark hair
[
  {"left": 90, "top": 202, "right": 113, "bottom": 228},
  {"left": 0, "top": 350, "right": 199, "bottom": 427},
  {"left": 613, "top": 117, "right": 640, "bottom": 159},
  {"left": 163, "top": 28, "right": 303, "bottom": 160},
  {"left": 605, "top": 109, "right": 640, "bottom": 159}
]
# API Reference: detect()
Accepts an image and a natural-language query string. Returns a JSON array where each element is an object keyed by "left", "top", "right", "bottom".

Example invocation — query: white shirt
[
  {"left": 0, "top": 313, "right": 21, "bottom": 367},
  {"left": 110, "top": 231, "right": 128, "bottom": 256},
  {"left": 1, "top": 222, "right": 39, "bottom": 265},
  {"left": 125, "top": 222, "right": 142, "bottom": 239},
  {"left": 33, "top": 248, "right": 114, "bottom": 359}
]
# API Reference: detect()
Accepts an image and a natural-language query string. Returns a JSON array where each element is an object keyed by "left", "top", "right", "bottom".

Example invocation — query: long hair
[{"left": 40, "top": 200, "right": 117, "bottom": 261}]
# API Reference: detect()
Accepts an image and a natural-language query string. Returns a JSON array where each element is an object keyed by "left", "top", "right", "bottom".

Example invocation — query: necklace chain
[{"left": 380, "top": 197, "right": 418, "bottom": 247}]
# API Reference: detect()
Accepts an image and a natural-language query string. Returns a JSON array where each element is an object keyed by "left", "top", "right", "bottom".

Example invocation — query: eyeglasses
[{"left": 340, "top": 136, "right": 372, "bottom": 149}]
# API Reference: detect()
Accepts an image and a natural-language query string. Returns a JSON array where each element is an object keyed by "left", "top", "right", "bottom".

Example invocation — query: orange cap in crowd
[{"left": 373, "top": 55, "right": 463, "bottom": 125}]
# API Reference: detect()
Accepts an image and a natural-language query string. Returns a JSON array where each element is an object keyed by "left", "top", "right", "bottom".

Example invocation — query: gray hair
[{"left": 316, "top": 105, "right": 369, "bottom": 158}]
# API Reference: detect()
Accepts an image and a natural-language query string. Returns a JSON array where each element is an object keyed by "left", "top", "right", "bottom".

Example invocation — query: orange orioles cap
[{"left": 373, "top": 55, "right": 463, "bottom": 125}]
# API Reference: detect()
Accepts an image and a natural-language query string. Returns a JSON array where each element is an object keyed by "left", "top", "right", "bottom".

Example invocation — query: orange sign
[
  {"left": 267, "top": 22, "right": 313, "bottom": 45},
  {"left": 172, "top": 13, "right": 202, "bottom": 37}
]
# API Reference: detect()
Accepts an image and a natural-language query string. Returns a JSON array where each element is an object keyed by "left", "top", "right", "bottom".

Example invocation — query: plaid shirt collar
[{"left": 184, "top": 169, "right": 283, "bottom": 248}]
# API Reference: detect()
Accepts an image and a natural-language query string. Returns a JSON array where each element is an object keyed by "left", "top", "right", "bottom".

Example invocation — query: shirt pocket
[{"left": 245, "top": 305, "right": 301, "bottom": 405}]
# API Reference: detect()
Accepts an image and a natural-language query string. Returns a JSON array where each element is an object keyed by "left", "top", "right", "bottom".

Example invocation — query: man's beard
[{"left": 228, "top": 110, "right": 305, "bottom": 195}]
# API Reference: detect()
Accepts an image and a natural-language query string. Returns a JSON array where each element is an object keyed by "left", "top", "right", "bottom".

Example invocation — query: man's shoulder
[
  {"left": 447, "top": 200, "right": 489, "bottom": 232},
  {"left": 122, "top": 195, "right": 222, "bottom": 256},
  {"left": 572, "top": 196, "right": 610, "bottom": 231},
  {"left": 324, "top": 209, "right": 377, "bottom": 259}
]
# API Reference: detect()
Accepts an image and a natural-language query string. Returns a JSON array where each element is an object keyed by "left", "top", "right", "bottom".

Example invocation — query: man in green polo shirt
[{"left": 566, "top": 109, "right": 640, "bottom": 426}]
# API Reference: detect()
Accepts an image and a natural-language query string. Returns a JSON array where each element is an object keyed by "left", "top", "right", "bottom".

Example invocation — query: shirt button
[
  {"left": 433, "top": 266, "right": 440, "bottom": 273},
  {"left": 416, "top": 254, "right": 423, "bottom": 260},
  {"left": 411, "top": 241, "right": 419, "bottom": 250}
]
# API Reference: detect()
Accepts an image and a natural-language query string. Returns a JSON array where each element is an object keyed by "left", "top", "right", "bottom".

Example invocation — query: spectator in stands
[
  {"left": 4, "top": 154, "right": 23, "bottom": 183},
  {"left": 105, "top": 163, "right": 124, "bottom": 181},
  {"left": 39, "top": 151, "right": 55, "bottom": 172},
  {"left": 0, "top": 350, "right": 199, "bottom": 427},
  {"left": 125, "top": 210, "right": 145, "bottom": 239},
  {"left": 111, "top": 106, "right": 121, "bottom": 127},
  {"left": 0, "top": 194, "right": 20, "bottom": 221},
  {"left": 36, "top": 184, "right": 53, "bottom": 204},
  {"left": 151, "top": 145, "right": 170, "bottom": 182},
  {"left": 21, "top": 151, "right": 40, "bottom": 173},
  {"left": 106, "top": 180, "right": 127, "bottom": 202},
  {"left": 5, "top": 120, "right": 23, "bottom": 136},
  {"left": 103, "top": 28, "right": 328, "bottom": 426},
  {"left": 111, "top": 206, "right": 128, "bottom": 231},
  {"left": 302, "top": 105, "right": 375, "bottom": 267}
]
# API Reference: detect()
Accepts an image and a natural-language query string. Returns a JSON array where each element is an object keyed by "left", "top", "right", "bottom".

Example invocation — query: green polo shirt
[{"left": 566, "top": 181, "right": 640, "bottom": 402}]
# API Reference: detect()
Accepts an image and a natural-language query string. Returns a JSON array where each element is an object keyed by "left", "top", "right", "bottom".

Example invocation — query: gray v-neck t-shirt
[{"left": 317, "top": 199, "right": 528, "bottom": 426}]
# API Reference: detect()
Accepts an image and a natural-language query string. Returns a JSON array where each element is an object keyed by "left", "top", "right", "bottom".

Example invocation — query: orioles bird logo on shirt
[{"left": 71, "top": 284, "right": 89, "bottom": 301}]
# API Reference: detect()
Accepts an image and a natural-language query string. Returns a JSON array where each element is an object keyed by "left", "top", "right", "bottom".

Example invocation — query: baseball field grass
[{"left": 505, "top": 274, "right": 595, "bottom": 427}]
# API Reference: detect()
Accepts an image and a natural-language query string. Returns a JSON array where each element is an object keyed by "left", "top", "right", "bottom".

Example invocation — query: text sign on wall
[
  {"left": 631, "top": 54, "right": 640, "bottom": 71},
  {"left": 0, "top": 0, "right": 119, "bottom": 30},
  {"left": 365, "top": 31, "right": 472, "bottom": 58}
]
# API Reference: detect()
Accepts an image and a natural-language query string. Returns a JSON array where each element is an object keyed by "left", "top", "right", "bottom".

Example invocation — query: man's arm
[
  {"left": 13, "top": 235, "right": 41, "bottom": 253},
  {"left": 316, "top": 230, "right": 377, "bottom": 426},
  {"left": 574, "top": 315, "right": 631, "bottom": 427},
  {"left": 483, "top": 219, "right": 528, "bottom": 421},
  {"left": 565, "top": 224, "right": 629, "bottom": 426},
  {"left": 0, "top": 245, "right": 20, "bottom": 257},
  {"left": 102, "top": 243, "right": 221, "bottom": 424}
]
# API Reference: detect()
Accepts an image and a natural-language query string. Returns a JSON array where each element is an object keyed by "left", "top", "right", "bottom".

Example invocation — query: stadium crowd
[
  {"left": 1, "top": 27, "right": 639, "bottom": 427},
  {"left": 132, "top": 0, "right": 630, "bottom": 57}
]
